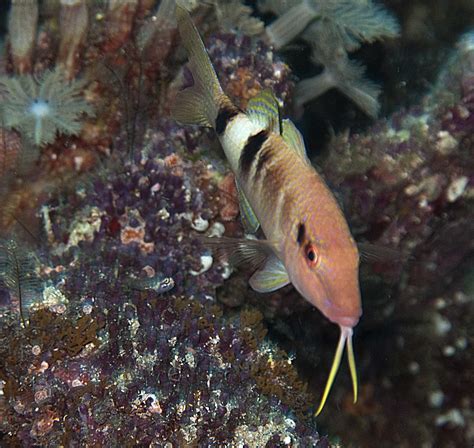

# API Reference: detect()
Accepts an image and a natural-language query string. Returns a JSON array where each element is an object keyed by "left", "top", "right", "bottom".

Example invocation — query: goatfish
[{"left": 173, "top": 4, "right": 361, "bottom": 415}]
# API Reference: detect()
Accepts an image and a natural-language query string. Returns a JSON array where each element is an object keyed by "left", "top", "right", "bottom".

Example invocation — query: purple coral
[{"left": 0, "top": 134, "right": 323, "bottom": 444}]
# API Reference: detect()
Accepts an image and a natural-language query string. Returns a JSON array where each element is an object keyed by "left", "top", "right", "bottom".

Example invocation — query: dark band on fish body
[
  {"left": 255, "top": 146, "right": 273, "bottom": 178},
  {"left": 297, "top": 223, "right": 305, "bottom": 245},
  {"left": 240, "top": 130, "right": 269, "bottom": 176},
  {"left": 215, "top": 104, "right": 239, "bottom": 135}
]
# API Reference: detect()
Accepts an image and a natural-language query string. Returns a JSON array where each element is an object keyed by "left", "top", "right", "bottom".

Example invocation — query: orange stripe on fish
[{"left": 172, "top": 3, "right": 362, "bottom": 415}]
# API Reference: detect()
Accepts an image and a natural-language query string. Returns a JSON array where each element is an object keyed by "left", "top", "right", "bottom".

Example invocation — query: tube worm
[
  {"left": 103, "top": 0, "right": 139, "bottom": 53},
  {"left": 58, "top": 0, "right": 89, "bottom": 80},
  {"left": 8, "top": 0, "right": 39, "bottom": 74}
]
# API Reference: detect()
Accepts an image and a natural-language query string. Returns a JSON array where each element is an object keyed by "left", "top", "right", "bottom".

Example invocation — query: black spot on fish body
[
  {"left": 215, "top": 104, "right": 239, "bottom": 135},
  {"left": 297, "top": 223, "right": 305, "bottom": 245},
  {"left": 240, "top": 130, "right": 269, "bottom": 176}
]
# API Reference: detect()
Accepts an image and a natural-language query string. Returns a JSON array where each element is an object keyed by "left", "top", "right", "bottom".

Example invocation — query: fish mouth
[
  {"left": 333, "top": 315, "right": 359, "bottom": 327},
  {"left": 322, "top": 299, "right": 360, "bottom": 328}
]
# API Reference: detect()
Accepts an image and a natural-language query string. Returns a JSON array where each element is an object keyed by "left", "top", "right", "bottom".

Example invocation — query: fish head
[
  {"left": 282, "top": 220, "right": 362, "bottom": 414},
  {"left": 283, "top": 223, "right": 362, "bottom": 327}
]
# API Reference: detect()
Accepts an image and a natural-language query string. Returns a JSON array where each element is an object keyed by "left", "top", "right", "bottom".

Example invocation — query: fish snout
[
  {"left": 323, "top": 298, "right": 361, "bottom": 328},
  {"left": 334, "top": 314, "right": 359, "bottom": 328}
]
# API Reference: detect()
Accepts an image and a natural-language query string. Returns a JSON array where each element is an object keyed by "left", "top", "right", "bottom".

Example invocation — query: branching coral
[
  {"left": 0, "top": 69, "right": 93, "bottom": 146},
  {"left": 260, "top": 0, "right": 400, "bottom": 116}
]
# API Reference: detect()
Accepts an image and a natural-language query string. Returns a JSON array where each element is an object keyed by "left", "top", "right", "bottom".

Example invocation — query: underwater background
[{"left": 0, "top": 1, "right": 473, "bottom": 447}]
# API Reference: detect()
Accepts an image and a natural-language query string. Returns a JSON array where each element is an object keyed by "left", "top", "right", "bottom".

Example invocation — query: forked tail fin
[{"left": 172, "top": 4, "right": 224, "bottom": 128}]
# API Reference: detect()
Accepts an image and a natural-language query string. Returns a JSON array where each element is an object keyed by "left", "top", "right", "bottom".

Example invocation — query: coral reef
[
  {"left": 0, "top": 1, "right": 472, "bottom": 447},
  {"left": 0, "top": 0, "right": 188, "bottom": 236},
  {"left": 0, "top": 0, "right": 293, "bottom": 239},
  {"left": 0, "top": 140, "right": 323, "bottom": 446},
  {"left": 0, "top": 2, "right": 322, "bottom": 446}
]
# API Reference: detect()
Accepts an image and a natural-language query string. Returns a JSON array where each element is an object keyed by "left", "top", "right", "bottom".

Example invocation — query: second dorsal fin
[{"left": 246, "top": 88, "right": 282, "bottom": 134}]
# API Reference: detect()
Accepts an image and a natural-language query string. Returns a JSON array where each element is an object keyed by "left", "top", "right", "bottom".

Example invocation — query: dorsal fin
[
  {"left": 281, "top": 119, "right": 310, "bottom": 164},
  {"left": 246, "top": 88, "right": 282, "bottom": 134},
  {"left": 172, "top": 4, "right": 224, "bottom": 128}
]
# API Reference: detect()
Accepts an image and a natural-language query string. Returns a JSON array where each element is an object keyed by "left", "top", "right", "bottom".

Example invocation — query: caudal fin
[{"left": 173, "top": 4, "right": 223, "bottom": 127}]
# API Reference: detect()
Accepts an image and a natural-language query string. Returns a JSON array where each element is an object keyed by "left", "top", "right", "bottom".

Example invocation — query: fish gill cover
[{"left": 0, "top": 1, "right": 472, "bottom": 448}]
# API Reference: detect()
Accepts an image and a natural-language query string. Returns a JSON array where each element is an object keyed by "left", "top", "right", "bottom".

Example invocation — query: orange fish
[{"left": 173, "top": 4, "right": 361, "bottom": 415}]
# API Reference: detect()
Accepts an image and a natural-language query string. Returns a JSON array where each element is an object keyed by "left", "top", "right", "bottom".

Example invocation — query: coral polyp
[{"left": 0, "top": 69, "right": 93, "bottom": 146}]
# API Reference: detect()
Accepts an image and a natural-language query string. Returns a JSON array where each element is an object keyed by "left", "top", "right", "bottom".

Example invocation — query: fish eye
[{"left": 305, "top": 244, "right": 319, "bottom": 268}]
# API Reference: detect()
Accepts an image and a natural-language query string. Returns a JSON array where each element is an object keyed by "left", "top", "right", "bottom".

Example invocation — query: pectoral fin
[
  {"left": 197, "top": 235, "right": 275, "bottom": 271},
  {"left": 281, "top": 119, "right": 310, "bottom": 164},
  {"left": 358, "top": 242, "right": 402, "bottom": 263},
  {"left": 249, "top": 254, "right": 290, "bottom": 292}
]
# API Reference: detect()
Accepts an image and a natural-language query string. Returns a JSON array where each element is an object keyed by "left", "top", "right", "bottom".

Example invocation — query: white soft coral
[
  {"left": 0, "top": 68, "right": 93, "bottom": 146},
  {"left": 260, "top": 0, "right": 400, "bottom": 117}
]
